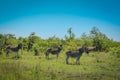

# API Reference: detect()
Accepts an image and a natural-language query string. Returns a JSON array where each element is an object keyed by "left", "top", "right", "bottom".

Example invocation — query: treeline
[{"left": 0, "top": 27, "right": 120, "bottom": 57}]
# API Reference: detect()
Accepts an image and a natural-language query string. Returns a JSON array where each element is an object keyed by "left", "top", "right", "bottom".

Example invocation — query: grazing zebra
[
  {"left": 66, "top": 46, "right": 89, "bottom": 64},
  {"left": 6, "top": 43, "right": 22, "bottom": 57},
  {"left": 46, "top": 45, "right": 62, "bottom": 59}
]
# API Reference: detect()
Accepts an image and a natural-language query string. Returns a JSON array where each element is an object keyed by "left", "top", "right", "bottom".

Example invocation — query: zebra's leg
[
  {"left": 46, "top": 52, "right": 49, "bottom": 59},
  {"left": 6, "top": 50, "right": 9, "bottom": 57},
  {"left": 66, "top": 55, "right": 69, "bottom": 64},
  {"left": 56, "top": 53, "right": 59, "bottom": 59},
  {"left": 76, "top": 56, "right": 80, "bottom": 65},
  {"left": 16, "top": 51, "right": 19, "bottom": 58}
]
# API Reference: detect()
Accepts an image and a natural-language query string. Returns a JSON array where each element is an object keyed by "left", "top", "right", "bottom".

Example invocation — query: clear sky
[{"left": 0, "top": 0, "right": 120, "bottom": 41}]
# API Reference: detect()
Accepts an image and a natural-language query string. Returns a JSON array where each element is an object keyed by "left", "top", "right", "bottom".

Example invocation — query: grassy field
[{"left": 0, "top": 50, "right": 120, "bottom": 80}]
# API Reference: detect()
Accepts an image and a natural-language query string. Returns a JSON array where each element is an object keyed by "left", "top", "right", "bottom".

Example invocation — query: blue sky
[{"left": 0, "top": 0, "right": 120, "bottom": 41}]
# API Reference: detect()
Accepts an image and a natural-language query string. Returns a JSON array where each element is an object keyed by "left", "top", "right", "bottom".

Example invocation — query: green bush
[{"left": 109, "top": 46, "right": 120, "bottom": 58}]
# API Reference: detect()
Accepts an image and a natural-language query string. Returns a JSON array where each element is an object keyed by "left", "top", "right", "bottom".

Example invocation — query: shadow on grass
[{"left": 66, "top": 63, "right": 81, "bottom": 65}]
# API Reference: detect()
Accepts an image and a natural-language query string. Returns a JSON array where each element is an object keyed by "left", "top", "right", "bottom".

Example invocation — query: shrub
[{"left": 109, "top": 46, "right": 120, "bottom": 58}]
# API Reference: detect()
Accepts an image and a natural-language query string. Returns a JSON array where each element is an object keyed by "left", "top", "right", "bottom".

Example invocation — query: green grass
[{"left": 0, "top": 51, "right": 120, "bottom": 80}]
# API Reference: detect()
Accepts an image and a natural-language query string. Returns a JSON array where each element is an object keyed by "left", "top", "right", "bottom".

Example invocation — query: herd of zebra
[{"left": 3, "top": 43, "right": 96, "bottom": 64}]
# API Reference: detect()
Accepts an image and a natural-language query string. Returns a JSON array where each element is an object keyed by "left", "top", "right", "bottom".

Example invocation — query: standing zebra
[
  {"left": 6, "top": 43, "right": 22, "bottom": 58},
  {"left": 66, "top": 46, "right": 89, "bottom": 64},
  {"left": 46, "top": 45, "right": 62, "bottom": 59}
]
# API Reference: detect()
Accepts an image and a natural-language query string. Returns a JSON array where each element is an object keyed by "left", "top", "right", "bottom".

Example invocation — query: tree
[
  {"left": 0, "top": 34, "right": 4, "bottom": 46},
  {"left": 80, "top": 33, "right": 92, "bottom": 46},
  {"left": 90, "top": 27, "right": 109, "bottom": 51},
  {"left": 27, "top": 32, "right": 39, "bottom": 51},
  {"left": 4, "top": 34, "right": 17, "bottom": 45},
  {"left": 27, "top": 32, "right": 43, "bottom": 52},
  {"left": 0, "top": 34, "right": 5, "bottom": 54},
  {"left": 47, "top": 35, "right": 61, "bottom": 47},
  {"left": 64, "top": 28, "right": 77, "bottom": 50},
  {"left": 67, "top": 27, "right": 75, "bottom": 40}
]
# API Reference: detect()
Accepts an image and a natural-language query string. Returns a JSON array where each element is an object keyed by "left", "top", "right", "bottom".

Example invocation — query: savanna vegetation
[{"left": 0, "top": 27, "right": 120, "bottom": 80}]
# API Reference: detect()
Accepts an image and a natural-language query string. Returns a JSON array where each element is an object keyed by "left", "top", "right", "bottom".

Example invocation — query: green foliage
[
  {"left": 65, "top": 27, "right": 75, "bottom": 40},
  {"left": 47, "top": 35, "right": 61, "bottom": 47},
  {"left": 4, "top": 34, "right": 17, "bottom": 45},
  {"left": 109, "top": 46, "right": 120, "bottom": 58},
  {"left": 1, "top": 27, "right": 119, "bottom": 53},
  {"left": 0, "top": 34, "right": 5, "bottom": 45},
  {"left": 20, "top": 38, "right": 28, "bottom": 50},
  {"left": 27, "top": 32, "right": 41, "bottom": 51},
  {"left": 90, "top": 27, "right": 109, "bottom": 51},
  {"left": 80, "top": 33, "right": 92, "bottom": 47}
]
